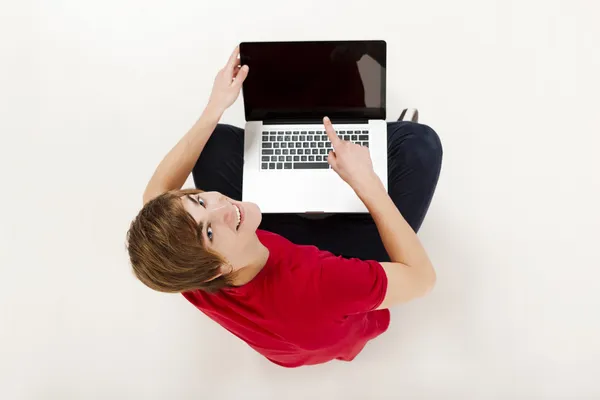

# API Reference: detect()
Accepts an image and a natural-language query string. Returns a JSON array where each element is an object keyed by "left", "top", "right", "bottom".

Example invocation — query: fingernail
[{"left": 324, "top": 116, "right": 330, "bottom": 122}]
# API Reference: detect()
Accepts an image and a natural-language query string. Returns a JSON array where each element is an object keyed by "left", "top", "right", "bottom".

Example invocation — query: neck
[{"left": 231, "top": 243, "right": 269, "bottom": 286}]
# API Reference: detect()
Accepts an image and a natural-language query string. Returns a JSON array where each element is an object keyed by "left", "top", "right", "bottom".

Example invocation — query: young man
[{"left": 127, "top": 47, "right": 442, "bottom": 367}]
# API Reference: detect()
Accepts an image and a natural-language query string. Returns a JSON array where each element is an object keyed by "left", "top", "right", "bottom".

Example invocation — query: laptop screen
[{"left": 240, "top": 41, "right": 386, "bottom": 122}]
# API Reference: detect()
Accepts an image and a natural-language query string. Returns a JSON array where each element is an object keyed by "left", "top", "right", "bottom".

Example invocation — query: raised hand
[{"left": 207, "top": 46, "right": 249, "bottom": 114}]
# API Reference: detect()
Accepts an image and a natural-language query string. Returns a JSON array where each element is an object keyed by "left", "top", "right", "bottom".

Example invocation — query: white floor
[{"left": 2, "top": 1, "right": 599, "bottom": 399}]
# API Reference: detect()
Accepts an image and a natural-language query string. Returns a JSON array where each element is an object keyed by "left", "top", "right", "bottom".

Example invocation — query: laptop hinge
[{"left": 263, "top": 118, "right": 369, "bottom": 125}]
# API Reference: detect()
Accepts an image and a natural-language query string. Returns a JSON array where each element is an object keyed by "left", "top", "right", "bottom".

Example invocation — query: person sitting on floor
[{"left": 126, "top": 47, "right": 442, "bottom": 368}]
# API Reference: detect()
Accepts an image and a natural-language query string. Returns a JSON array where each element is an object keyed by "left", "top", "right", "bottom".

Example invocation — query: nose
[{"left": 207, "top": 201, "right": 234, "bottom": 227}]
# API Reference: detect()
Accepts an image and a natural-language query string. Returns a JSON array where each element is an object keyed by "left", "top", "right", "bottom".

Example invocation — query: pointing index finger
[{"left": 323, "top": 117, "right": 340, "bottom": 148}]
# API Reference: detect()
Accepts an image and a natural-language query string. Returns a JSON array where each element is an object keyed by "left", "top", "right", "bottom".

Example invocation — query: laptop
[{"left": 240, "top": 40, "right": 387, "bottom": 213}]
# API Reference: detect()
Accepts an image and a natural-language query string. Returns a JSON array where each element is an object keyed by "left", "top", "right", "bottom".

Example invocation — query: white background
[{"left": 1, "top": 0, "right": 599, "bottom": 399}]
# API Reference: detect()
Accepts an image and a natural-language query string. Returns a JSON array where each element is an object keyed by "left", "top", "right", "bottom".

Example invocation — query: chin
[{"left": 242, "top": 201, "right": 262, "bottom": 230}]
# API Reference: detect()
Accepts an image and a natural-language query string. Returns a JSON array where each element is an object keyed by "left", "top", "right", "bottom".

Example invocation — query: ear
[
  {"left": 202, "top": 272, "right": 223, "bottom": 283},
  {"left": 219, "top": 263, "right": 235, "bottom": 275},
  {"left": 203, "top": 263, "right": 231, "bottom": 283}
]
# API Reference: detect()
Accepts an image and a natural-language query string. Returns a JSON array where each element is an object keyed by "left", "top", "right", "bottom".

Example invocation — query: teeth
[{"left": 234, "top": 205, "right": 241, "bottom": 229}]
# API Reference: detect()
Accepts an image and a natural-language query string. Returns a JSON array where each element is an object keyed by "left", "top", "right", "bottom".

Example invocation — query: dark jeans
[{"left": 192, "top": 121, "right": 443, "bottom": 262}]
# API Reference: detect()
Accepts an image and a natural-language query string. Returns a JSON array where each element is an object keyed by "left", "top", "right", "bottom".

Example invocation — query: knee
[
  {"left": 388, "top": 122, "right": 443, "bottom": 170},
  {"left": 206, "top": 124, "right": 243, "bottom": 147}
]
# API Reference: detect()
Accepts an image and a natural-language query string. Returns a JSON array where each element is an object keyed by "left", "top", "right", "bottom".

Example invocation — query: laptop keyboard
[{"left": 260, "top": 129, "right": 369, "bottom": 170}]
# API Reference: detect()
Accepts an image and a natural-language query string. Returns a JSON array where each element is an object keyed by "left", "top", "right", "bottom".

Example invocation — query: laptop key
[
  {"left": 316, "top": 156, "right": 322, "bottom": 161},
  {"left": 278, "top": 156, "right": 285, "bottom": 162},
  {"left": 263, "top": 149, "right": 273, "bottom": 155},
  {"left": 262, "top": 136, "right": 268, "bottom": 142},
  {"left": 303, "top": 143, "right": 309, "bottom": 148},
  {"left": 292, "top": 136, "right": 298, "bottom": 141},
  {"left": 298, "top": 149, "right": 303, "bottom": 155},
  {"left": 301, "top": 131, "right": 307, "bottom": 134},
  {"left": 339, "top": 131, "right": 345, "bottom": 134},
  {"left": 293, "top": 131, "right": 299, "bottom": 134},
  {"left": 286, "top": 156, "right": 292, "bottom": 162},
  {"left": 344, "top": 135, "right": 350, "bottom": 141},
  {"left": 362, "top": 130, "right": 368, "bottom": 134},
  {"left": 262, "top": 156, "right": 269, "bottom": 162},
  {"left": 273, "top": 143, "right": 279, "bottom": 148},
  {"left": 282, "top": 149, "right": 288, "bottom": 155},
  {"left": 293, "top": 156, "right": 300, "bottom": 161},
  {"left": 346, "top": 130, "right": 353, "bottom": 134},
  {"left": 262, "top": 143, "right": 272, "bottom": 148},
  {"left": 359, "top": 135, "right": 368, "bottom": 141},
  {"left": 262, "top": 163, "right": 268, "bottom": 169},
  {"left": 285, "top": 131, "right": 291, "bottom": 134},
  {"left": 285, "top": 136, "right": 291, "bottom": 141},
  {"left": 308, "top": 156, "right": 315, "bottom": 161},
  {"left": 307, "top": 136, "right": 313, "bottom": 141},
  {"left": 318, "top": 142, "right": 324, "bottom": 148},
  {"left": 284, "top": 163, "right": 292, "bottom": 169},
  {"left": 290, "top": 149, "right": 296, "bottom": 155},
  {"left": 313, "top": 136, "right": 320, "bottom": 141},
  {"left": 295, "top": 142, "right": 301, "bottom": 148},
  {"left": 293, "top": 162, "right": 329, "bottom": 169},
  {"left": 351, "top": 135, "right": 358, "bottom": 141},
  {"left": 275, "top": 149, "right": 281, "bottom": 155},
  {"left": 300, "top": 136, "right": 306, "bottom": 141},
  {"left": 301, "top": 156, "right": 307, "bottom": 161},
  {"left": 277, "top": 131, "right": 284, "bottom": 135},
  {"left": 270, "top": 136, "right": 276, "bottom": 142},
  {"left": 276, "top": 163, "right": 283, "bottom": 169},
  {"left": 363, "top": 142, "right": 369, "bottom": 148},
  {"left": 277, "top": 136, "right": 283, "bottom": 141},
  {"left": 271, "top": 156, "right": 277, "bottom": 161},
  {"left": 312, "top": 149, "right": 318, "bottom": 155},
  {"left": 320, "top": 149, "right": 326, "bottom": 154},
  {"left": 269, "top": 163, "right": 275, "bottom": 169},
  {"left": 310, "top": 142, "right": 316, "bottom": 148},
  {"left": 281, "top": 143, "right": 287, "bottom": 148}
]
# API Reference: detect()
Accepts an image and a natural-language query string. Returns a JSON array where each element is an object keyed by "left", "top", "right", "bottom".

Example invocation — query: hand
[
  {"left": 207, "top": 46, "right": 249, "bottom": 114},
  {"left": 324, "top": 116, "right": 380, "bottom": 191}
]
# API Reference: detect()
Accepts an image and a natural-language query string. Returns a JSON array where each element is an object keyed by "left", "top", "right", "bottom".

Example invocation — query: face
[{"left": 181, "top": 191, "right": 262, "bottom": 273}]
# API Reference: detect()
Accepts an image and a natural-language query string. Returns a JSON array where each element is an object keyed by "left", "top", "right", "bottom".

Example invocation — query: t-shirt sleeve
[{"left": 317, "top": 253, "right": 388, "bottom": 317}]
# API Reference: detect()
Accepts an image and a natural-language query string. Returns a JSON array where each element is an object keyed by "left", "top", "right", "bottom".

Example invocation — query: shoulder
[{"left": 254, "top": 230, "right": 324, "bottom": 298}]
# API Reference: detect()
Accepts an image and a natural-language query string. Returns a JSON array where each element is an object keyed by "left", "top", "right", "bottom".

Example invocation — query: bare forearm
[
  {"left": 143, "top": 105, "right": 222, "bottom": 201},
  {"left": 354, "top": 176, "right": 434, "bottom": 273}
]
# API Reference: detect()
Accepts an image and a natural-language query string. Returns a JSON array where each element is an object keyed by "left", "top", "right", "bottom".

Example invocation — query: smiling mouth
[{"left": 234, "top": 204, "right": 242, "bottom": 230}]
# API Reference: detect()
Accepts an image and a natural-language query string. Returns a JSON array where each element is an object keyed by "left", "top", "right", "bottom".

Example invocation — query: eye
[
  {"left": 206, "top": 225, "right": 213, "bottom": 242},
  {"left": 197, "top": 196, "right": 206, "bottom": 208}
]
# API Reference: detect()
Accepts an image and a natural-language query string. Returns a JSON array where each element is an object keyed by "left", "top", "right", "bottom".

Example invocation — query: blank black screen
[{"left": 240, "top": 41, "right": 386, "bottom": 121}]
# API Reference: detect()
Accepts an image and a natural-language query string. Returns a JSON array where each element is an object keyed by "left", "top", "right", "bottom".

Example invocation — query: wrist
[
  {"left": 203, "top": 102, "right": 225, "bottom": 122},
  {"left": 352, "top": 173, "right": 385, "bottom": 197}
]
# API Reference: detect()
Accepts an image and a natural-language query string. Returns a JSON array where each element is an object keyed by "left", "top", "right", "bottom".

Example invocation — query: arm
[
  {"left": 143, "top": 47, "right": 249, "bottom": 204},
  {"left": 324, "top": 117, "right": 436, "bottom": 308},
  {"left": 354, "top": 176, "right": 436, "bottom": 308}
]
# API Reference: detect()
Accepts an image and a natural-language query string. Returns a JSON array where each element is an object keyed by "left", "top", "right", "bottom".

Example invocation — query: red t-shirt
[{"left": 182, "top": 229, "right": 390, "bottom": 368}]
